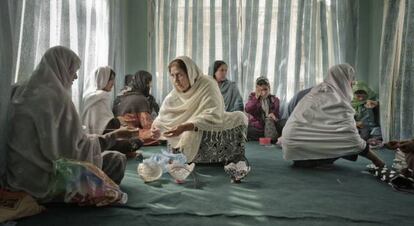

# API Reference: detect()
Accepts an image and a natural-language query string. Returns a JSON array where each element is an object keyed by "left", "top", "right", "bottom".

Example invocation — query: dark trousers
[{"left": 293, "top": 142, "right": 370, "bottom": 168}]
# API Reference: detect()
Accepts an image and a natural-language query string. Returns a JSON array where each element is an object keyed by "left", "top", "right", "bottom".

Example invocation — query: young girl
[{"left": 245, "top": 77, "right": 281, "bottom": 141}]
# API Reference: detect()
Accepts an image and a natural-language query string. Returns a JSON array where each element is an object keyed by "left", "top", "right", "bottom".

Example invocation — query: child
[
  {"left": 353, "top": 90, "right": 381, "bottom": 143},
  {"left": 245, "top": 77, "right": 281, "bottom": 142}
]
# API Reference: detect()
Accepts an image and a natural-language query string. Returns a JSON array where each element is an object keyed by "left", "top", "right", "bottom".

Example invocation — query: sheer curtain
[
  {"left": 0, "top": 0, "right": 126, "bottom": 185},
  {"left": 379, "top": 0, "right": 414, "bottom": 141},
  {"left": 149, "top": 0, "right": 359, "bottom": 110}
]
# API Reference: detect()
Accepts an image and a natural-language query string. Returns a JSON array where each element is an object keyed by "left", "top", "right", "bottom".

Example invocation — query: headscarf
[
  {"left": 129, "top": 70, "right": 152, "bottom": 96},
  {"left": 7, "top": 46, "right": 102, "bottom": 198},
  {"left": 117, "top": 74, "right": 133, "bottom": 96},
  {"left": 212, "top": 60, "right": 226, "bottom": 79},
  {"left": 153, "top": 56, "right": 247, "bottom": 161},
  {"left": 256, "top": 76, "right": 271, "bottom": 115},
  {"left": 113, "top": 70, "right": 159, "bottom": 116},
  {"left": 81, "top": 66, "right": 115, "bottom": 134},
  {"left": 351, "top": 80, "right": 377, "bottom": 110},
  {"left": 281, "top": 64, "right": 365, "bottom": 160},
  {"left": 210, "top": 61, "right": 244, "bottom": 112}
]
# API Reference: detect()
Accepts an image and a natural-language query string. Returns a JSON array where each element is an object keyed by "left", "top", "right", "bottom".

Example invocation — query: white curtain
[
  {"left": 2, "top": 0, "right": 126, "bottom": 111},
  {"left": 379, "top": 0, "right": 414, "bottom": 141},
  {"left": 0, "top": 0, "right": 126, "bottom": 185},
  {"left": 149, "top": 0, "right": 360, "bottom": 111}
]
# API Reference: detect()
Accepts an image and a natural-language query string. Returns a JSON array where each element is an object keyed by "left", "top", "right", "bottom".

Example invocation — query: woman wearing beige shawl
[
  {"left": 281, "top": 64, "right": 384, "bottom": 168},
  {"left": 151, "top": 56, "right": 248, "bottom": 166}
]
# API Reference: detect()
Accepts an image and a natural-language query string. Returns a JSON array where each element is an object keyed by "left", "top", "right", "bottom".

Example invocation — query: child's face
[
  {"left": 257, "top": 85, "right": 270, "bottom": 97},
  {"left": 354, "top": 93, "right": 367, "bottom": 101}
]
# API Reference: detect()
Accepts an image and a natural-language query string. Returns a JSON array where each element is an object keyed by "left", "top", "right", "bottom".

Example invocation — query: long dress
[
  {"left": 6, "top": 46, "right": 126, "bottom": 199},
  {"left": 282, "top": 64, "right": 367, "bottom": 161},
  {"left": 153, "top": 56, "right": 248, "bottom": 164}
]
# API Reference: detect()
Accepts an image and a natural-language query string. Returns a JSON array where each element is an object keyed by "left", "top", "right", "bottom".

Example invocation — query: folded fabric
[{"left": 0, "top": 189, "right": 45, "bottom": 223}]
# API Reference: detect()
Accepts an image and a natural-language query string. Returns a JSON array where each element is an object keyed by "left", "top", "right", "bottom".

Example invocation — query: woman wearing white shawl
[
  {"left": 6, "top": 46, "right": 130, "bottom": 199},
  {"left": 151, "top": 56, "right": 248, "bottom": 166},
  {"left": 281, "top": 64, "right": 384, "bottom": 168},
  {"left": 81, "top": 66, "right": 116, "bottom": 135}
]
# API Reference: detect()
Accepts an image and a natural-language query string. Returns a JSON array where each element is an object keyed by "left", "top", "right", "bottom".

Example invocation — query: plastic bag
[
  {"left": 148, "top": 149, "right": 187, "bottom": 173},
  {"left": 47, "top": 159, "right": 128, "bottom": 207}
]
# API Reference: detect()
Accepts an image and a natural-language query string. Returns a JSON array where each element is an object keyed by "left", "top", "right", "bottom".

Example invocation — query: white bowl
[{"left": 137, "top": 161, "right": 163, "bottom": 182}]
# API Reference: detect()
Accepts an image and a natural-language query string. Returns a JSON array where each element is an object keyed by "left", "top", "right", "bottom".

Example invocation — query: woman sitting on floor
[
  {"left": 81, "top": 66, "right": 117, "bottom": 135},
  {"left": 281, "top": 64, "right": 385, "bottom": 168},
  {"left": 6, "top": 46, "right": 133, "bottom": 200},
  {"left": 117, "top": 74, "right": 133, "bottom": 96},
  {"left": 82, "top": 67, "right": 143, "bottom": 155},
  {"left": 113, "top": 70, "right": 159, "bottom": 146},
  {"left": 245, "top": 77, "right": 282, "bottom": 142},
  {"left": 211, "top": 60, "right": 244, "bottom": 112},
  {"left": 151, "top": 56, "right": 249, "bottom": 179}
]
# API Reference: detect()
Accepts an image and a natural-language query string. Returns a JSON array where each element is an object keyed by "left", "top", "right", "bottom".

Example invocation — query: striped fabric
[{"left": 149, "top": 0, "right": 360, "bottom": 108}]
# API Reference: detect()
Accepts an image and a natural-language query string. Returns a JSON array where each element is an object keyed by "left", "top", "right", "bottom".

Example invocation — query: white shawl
[
  {"left": 153, "top": 56, "right": 247, "bottom": 161},
  {"left": 81, "top": 67, "right": 114, "bottom": 135},
  {"left": 7, "top": 46, "right": 102, "bottom": 198},
  {"left": 281, "top": 64, "right": 366, "bottom": 160}
]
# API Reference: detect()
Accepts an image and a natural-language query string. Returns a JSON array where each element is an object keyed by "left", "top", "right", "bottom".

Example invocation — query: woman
[
  {"left": 212, "top": 61, "right": 244, "bottom": 112},
  {"left": 81, "top": 66, "right": 116, "bottom": 135},
  {"left": 113, "top": 70, "right": 159, "bottom": 146},
  {"left": 6, "top": 46, "right": 132, "bottom": 199},
  {"left": 151, "top": 56, "right": 248, "bottom": 172},
  {"left": 117, "top": 74, "right": 133, "bottom": 96},
  {"left": 245, "top": 77, "right": 281, "bottom": 141},
  {"left": 281, "top": 64, "right": 385, "bottom": 168}
]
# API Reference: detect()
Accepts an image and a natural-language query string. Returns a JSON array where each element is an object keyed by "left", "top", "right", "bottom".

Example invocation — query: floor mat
[{"left": 17, "top": 142, "right": 414, "bottom": 226}]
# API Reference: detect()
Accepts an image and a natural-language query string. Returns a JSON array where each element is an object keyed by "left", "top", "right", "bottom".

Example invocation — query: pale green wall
[
  {"left": 367, "top": 0, "right": 384, "bottom": 93},
  {"left": 125, "top": 0, "right": 148, "bottom": 75},
  {"left": 356, "top": 0, "right": 370, "bottom": 83},
  {"left": 357, "top": 0, "right": 383, "bottom": 93}
]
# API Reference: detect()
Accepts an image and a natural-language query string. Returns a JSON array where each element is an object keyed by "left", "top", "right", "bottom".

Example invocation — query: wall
[
  {"left": 356, "top": 0, "right": 370, "bottom": 82},
  {"left": 367, "top": 0, "right": 384, "bottom": 93},
  {"left": 125, "top": 0, "right": 148, "bottom": 75},
  {"left": 356, "top": 0, "right": 383, "bottom": 93}
]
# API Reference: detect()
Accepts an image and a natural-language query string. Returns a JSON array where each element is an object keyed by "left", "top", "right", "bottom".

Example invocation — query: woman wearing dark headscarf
[
  {"left": 211, "top": 61, "right": 244, "bottom": 112},
  {"left": 113, "top": 70, "right": 159, "bottom": 145}
]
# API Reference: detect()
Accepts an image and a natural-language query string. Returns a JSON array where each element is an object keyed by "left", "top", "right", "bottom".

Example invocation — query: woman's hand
[
  {"left": 151, "top": 126, "right": 161, "bottom": 139},
  {"left": 365, "top": 100, "right": 378, "bottom": 109},
  {"left": 356, "top": 121, "right": 364, "bottom": 128},
  {"left": 268, "top": 113, "right": 278, "bottom": 121},
  {"left": 255, "top": 87, "right": 261, "bottom": 99},
  {"left": 163, "top": 123, "right": 195, "bottom": 138},
  {"left": 114, "top": 126, "right": 138, "bottom": 139}
]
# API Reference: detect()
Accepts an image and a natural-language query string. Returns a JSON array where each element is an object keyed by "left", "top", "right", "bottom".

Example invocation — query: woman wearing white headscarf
[
  {"left": 151, "top": 56, "right": 248, "bottom": 168},
  {"left": 281, "top": 64, "right": 384, "bottom": 168},
  {"left": 81, "top": 66, "right": 116, "bottom": 135},
  {"left": 6, "top": 46, "right": 131, "bottom": 199}
]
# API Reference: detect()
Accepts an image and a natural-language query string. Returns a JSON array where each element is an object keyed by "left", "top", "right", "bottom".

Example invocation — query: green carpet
[{"left": 17, "top": 142, "right": 414, "bottom": 226}]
